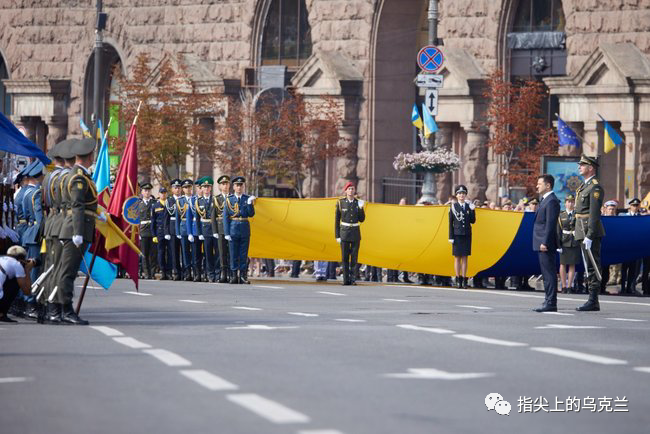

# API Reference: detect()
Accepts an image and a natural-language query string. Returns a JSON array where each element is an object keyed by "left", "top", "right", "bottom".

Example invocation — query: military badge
[{"left": 122, "top": 196, "right": 141, "bottom": 225}]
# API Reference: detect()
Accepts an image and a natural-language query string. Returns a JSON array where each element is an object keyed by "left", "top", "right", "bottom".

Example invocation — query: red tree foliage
[{"left": 484, "top": 70, "right": 557, "bottom": 195}]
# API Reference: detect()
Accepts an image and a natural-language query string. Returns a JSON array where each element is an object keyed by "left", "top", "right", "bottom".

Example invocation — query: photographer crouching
[{"left": 0, "top": 246, "right": 40, "bottom": 323}]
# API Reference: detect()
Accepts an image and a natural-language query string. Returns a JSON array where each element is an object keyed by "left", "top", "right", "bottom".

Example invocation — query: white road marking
[
  {"left": 535, "top": 324, "right": 604, "bottom": 330},
  {"left": 123, "top": 291, "right": 152, "bottom": 296},
  {"left": 633, "top": 367, "right": 650, "bottom": 373},
  {"left": 226, "top": 325, "right": 299, "bottom": 330},
  {"left": 542, "top": 312, "right": 574, "bottom": 316},
  {"left": 287, "top": 312, "right": 319, "bottom": 317},
  {"left": 113, "top": 337, "right": 152, "bottom": 349},
  {"left": 90, "top": 326, "right": 123, "bottom": 337},
  {"left": 384, "top": 368, "right": 494, "bottom": 380},
  {"left": 335, "top": 319, "right": 366, "bottom": 323},
  {"left": 232, "top": 306, "right": 263, "bottom": 311},
  {"left": 227, "top": 393, "right": 310, "bottom": 424},
  {"left": 179, "top": 299, "right": 207, "bottom": 304},
  {"left": 142, "top": 349, "right": 192, "bottom": 367},
  {"left": 383, "top": 298, "right": 409, "bottom": 302},
  {"left": 253, "top": 285, "right": 283, "bottom": 289},
  {"left": 457, "top": 305, "right": 492, "bottom": 310},
  {"left": 531, "top": 347, "right": 627, "bottom": 365},
  {"left": 318, "top": 291, "right": 345, "bottom": 296},
  {"left": 607, "top": 317, "right": 647, "bottom": 322},
  {"left": 179, "top": 369, "right": 239, "bottom": 391},
  {"left": 453, "top": 334, "right": 527, "bottom": 347},
  {"left": 396, "top": 324, "right": 455, "bottom": 334},
  {"left": 0, "top": 377, "right": 34, "bottom": 383}
]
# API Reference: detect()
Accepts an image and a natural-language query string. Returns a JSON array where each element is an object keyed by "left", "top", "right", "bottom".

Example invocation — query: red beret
[{"left": 342, "top": 181, "right": 355, "bottom": 192}]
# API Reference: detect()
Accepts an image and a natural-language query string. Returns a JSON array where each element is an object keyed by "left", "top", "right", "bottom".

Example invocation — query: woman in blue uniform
[{"left": 448, "top": 185, "right": 476, "bottom": 288}]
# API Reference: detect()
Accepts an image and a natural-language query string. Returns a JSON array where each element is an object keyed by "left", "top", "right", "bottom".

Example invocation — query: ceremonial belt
[
  {"left": 201, "top": 218, "right": 212, "bottom": 223},
  {"left": 231, "top": 217, "right": 248, "bottom": 221},
  {"left": 18, "top": 219, "right": 27, "bottom": 224},
  {"left": 65, "top": 209, "right": 98, "bottom": 217},
  {"left": 575, "top": 213, "right": 589, "bottom": 218},
  {"left": 140, "top": 220, "right": 151, "bottom": 225},
  {"left": 340, "top": 222, "right": 360, "bottom": 227},
  {"left": 170, "top": 217, "right": 176, "bottom": 221},
  {"left": 562, "top": 230, "right": 574, "bottom": 235},
  {"left": 181, "top": 217, "right": 187, "bottom": 221}
]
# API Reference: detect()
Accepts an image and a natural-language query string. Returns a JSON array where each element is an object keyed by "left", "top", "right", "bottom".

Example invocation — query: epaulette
[
  {"left": 77, "top": 168, "right": 83, "bottom": 175},
  {"left": 592, "top": 179, "right": 598, "bottom": 185}
]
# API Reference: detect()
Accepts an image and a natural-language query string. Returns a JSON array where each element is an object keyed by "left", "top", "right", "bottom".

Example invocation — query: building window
[
  {"left": 261, "top": 0, "right": 312, "bottom": 67},
  {"left": 513, "top": 0, "right": 565, "bottom": 32}
]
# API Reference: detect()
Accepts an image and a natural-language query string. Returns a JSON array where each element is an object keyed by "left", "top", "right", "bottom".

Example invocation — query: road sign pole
[{"left": 420, "top": 0, "right": 439, "bottom": 204}]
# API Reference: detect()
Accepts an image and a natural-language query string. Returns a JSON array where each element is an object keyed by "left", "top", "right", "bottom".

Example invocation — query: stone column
[
  {"left": 46, "top": 116, "right": 68, "bottom": 153},
  {"left": 335, "top": 119, "right": 360, "bottom": 196},
  {"left": 582, "top": 122, "right": 599, "bottom": 156},
  {"left": 434, "top": 123, "right": 453, "bottom": 203},
  {"left": 636, "top": 123, "right": 650, "bottom": 199},
  {"left": 620, "top": 122, "right": 639, "bottom": 200},
  {"left": 485, "top": 147, "right": 499, "bottom": 202},
  {"left": 460, "top": 123, "right": 488, "bottom": 201},
  {"left": 558, "top": 121, "right": 583, "bottom": 157}
]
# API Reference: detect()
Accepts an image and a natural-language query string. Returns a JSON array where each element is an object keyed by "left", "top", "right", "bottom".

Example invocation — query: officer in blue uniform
[
  {"left": 14, "top": 161, "right": 37, "bottom": 243},
  {"left": 152, "top": 186, "right": 172, "bottom": 280},
  {"left": 176, "top": 179, "right": 196, "bottom": 281},
  {"left": 189, "top": 178, "right": 204, "bottom": 281},
  {"left": 213, "top": 175, "right": 231, "bottom": 283},
  {"left": 196, "top": 177, "right": 218, "bottom": 282},
  {"left": 223, "top": 176, "right": 255, "bottom": 284},
  {"left": 168, "top": 179, "right": 183, "bottom": 280}
]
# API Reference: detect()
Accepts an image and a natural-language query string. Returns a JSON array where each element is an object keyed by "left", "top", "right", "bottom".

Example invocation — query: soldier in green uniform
[
  {"left": 55, "top": 138, "right": 97, "bottom": 325},
  {"left": 138, "top": 182, "right": 155, "bottom": 280},
  {"left": 335, "top": 181, "right": 365, "bottom": 286},
  {"left": 557, "top": 194, "right": 581, "bottom": 293},
  {"left": 574, "top": 155, "right": 605, "bottom": 312}
]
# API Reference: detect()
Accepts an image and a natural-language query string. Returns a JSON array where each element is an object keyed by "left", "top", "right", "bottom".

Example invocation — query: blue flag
[
  {"left": 79, "top": 119, "right": 117, "bottom": 290},
  {"left": 0, "top": 111, "right": 51, "bottom": 164},
  {"left": 557, "top": 118, "right": 581, "bottom": 146},
  {"left": 421, "top": 103, "right": 438, "bottom": 138}
]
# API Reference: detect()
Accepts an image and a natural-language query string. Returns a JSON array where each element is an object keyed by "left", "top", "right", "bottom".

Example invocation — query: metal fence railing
[{"left": 381, "top": 177, "right": 423, "bottom": 205}]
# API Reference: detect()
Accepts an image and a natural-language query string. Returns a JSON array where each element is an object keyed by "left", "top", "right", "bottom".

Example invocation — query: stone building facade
[{"left": 1, "top": 0, "right": 649, "bottom": 202}]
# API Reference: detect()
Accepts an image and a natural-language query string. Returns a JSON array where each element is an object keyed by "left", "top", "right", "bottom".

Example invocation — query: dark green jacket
[
  {"left": 573, "top": 177, "right": 605, "bottom": 240},
  {"left": 335, "top": 197, "right": 365, "bottom": 242},
  {"left": 59, "top": 165, "right": 97, "bottom": 242}
]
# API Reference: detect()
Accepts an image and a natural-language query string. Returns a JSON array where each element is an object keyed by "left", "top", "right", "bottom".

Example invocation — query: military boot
[
  {"left": 24, "top": 300, "right": 40, "bottom": 320},
  {"left": 219, "top": 269, "right": 228, "bottom": 283},
  {"left": 61, "top": 303, "right": 89, "bottom": 325},
  {"left": 44, "top": 303, "right": 62, "bottom": 325},
  {"left": 576, "top": 290, "right": 600, "bottom": 311},
  {"left": 239, "top": 270, "right": 250, "bottom": 284},
  {"left": 230, "top": 270, "right": 239, "bottom": 284}
]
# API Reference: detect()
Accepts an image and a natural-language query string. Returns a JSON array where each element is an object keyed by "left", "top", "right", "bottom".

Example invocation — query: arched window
[
  {"left": 261, "top": 0, "right": 312, "bottom": 67},
  {"left": 0, "top": 55, "right": 9, "bottom": 115},
  {"left": 513, "top": 0, "right": 565, "bottom": 32}
]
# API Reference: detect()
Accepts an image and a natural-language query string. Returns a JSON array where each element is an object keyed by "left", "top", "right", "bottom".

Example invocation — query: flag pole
[{"left": 75, "top": 232, "right": 103, "bottom": 315}]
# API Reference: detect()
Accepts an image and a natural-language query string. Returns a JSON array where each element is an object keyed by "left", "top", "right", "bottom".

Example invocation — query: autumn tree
[
  {"left": 484, "top": 70, "right": 557, "bottom": 195},
  {"left": 113, "top": 52, "right": 224, "bottom": 183},
  {"left": 215, "top": 89, "right": 346, "bottom": 197}
]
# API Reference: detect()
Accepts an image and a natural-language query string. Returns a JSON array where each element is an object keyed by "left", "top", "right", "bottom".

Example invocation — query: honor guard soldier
[
  {"left": 138, "top": 182, "right": 156, "bottom": 280},
  {"left": 197, "top": 177, "right": 218, "bottom": 282},
  {"left": 557, "top": 194, "right": 581, "bottom": 294},
  {"left": 176, "top": 179, "right": 196, "bottom": 281},
  {"left": 189, "top": 178, "right": 204, "bottom": 281},
  {"left": 43, "top": 138, "right": 77, "bottom": 324},
  {"left": 56, "top": 138, "right": 98, "bottom": 325},
  {"left": 152, "top": 186, "right": 172, "bottom": 280},
  {"left": 20, "top": 161, "right": 45, "bottom": 319},
  {"left": 574, "top": 155, "right": 605, "bottom": 311},
  {"left": 14, "top": 162, "right": 34, "bottom": 243},
  {"left": 223, "top": 176, "right": 255, "bottom": 284},
  {"left": 335, "top": 181, "right": 365, "bottom": 286},
  {"left": 213, "top": 175, "right": 230, "bottom": 283},
  {"left": 168, "top": 179, "right": 183, "bottom": 280},
  {"left": 448, "top": 185, "right": 476, "bottom": 289}
]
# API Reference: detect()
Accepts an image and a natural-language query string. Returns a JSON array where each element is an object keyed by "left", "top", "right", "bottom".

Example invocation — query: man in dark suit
[{"left": 532, "top": 174, "right": 561, "bottom": 312}]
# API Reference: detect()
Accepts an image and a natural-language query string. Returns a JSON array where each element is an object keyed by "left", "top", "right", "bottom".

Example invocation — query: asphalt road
[{"left": 2, "top": 277, "right": 649, "bottom": 434}]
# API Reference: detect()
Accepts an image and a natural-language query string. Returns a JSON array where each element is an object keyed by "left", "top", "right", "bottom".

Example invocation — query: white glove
[
  {"left": 225, "top": 235, "right": 232, "bottom": 241},
  {"left": 448, "top": 239, "right": 454, "bottom": 244},
  {"left": 139, "top": 235, "right": 142, "bottom": 241},
  {"left": 358, "top": 200, "right": 365, "bottom": 208},
  {"left": 164, "top": 234, "right": 171, "bottom": 240},
  {"left": 469, "top": 203, "right": 476, "bottom": 210},
  {"left": 247, "top": 195, "right": 256, "bottom": 205},
  {"left": 199, "top": 235, "right": 204, "bottom": 241},
  {"left": 336, "top": 238, "right": 341, "bottom": 244},
  {"left": 188, "top": 234, "right": 194, "bottom": 243},
  {"left": 72, "top": 235, "right": 83, "bottom": 247},
  {"left": 213, "top": 233, "right": 219, "bottom": 239},
  {"left": 583, "top": 237, "right": 592, "bottom": 250},
  {"left": 556, "top": 248, "right": 563, "bottom": 253},
  {"left": 176, "top": 235, "right": 181, "bottom": 239}
]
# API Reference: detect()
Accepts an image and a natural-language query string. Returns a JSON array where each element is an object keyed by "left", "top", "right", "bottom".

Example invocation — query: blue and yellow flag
[
  {"left": 421, "top": 103, "right": 438, "bottom": 138},
  {"left": 411, "top": 104, "right": 423, "bottom": 130},
  {"left": 598, "top": 114, "right": 623, "bottom": 153}
]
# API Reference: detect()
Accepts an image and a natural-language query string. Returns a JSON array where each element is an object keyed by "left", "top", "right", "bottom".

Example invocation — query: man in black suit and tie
[{"left": 532, "top": 174, "right": 561, "bottom": 312}]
